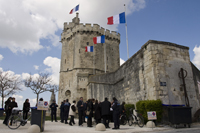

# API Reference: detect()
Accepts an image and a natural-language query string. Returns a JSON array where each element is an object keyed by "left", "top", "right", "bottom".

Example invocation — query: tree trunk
[
  {"left": 36, "top": 94, "right": 39, "bottom": 105},
  {"left": 1, "top": 93, "right": 4, "bottom": 108}
]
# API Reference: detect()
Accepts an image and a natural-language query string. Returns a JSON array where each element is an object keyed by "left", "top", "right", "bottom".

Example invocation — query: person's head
[
  {"left": 92, "top": 99, "right": 95, "bottom": 103},
  {"left": 73, "top": 100, "right": 76, "bottom": 104},
  {"left": 105, "top": 97, "right": 108, "bottom": 101},
  {"left": 8, "top": 97, "right": 12, "bottom": 101},
  {"left": 61, "top": 102, "right": 63, "bottom": 104},
  {"left": 122, "top": 102, "right": 125, "bottom": 106},
  {"left": 63, "top": 100, "right": 66, "bottom": 103},
  {"left": 12, "top": 97, "right": 15, "bottom": 102},
  {"left": 25, "top": 99, "right": 29, "bottom": 103},
  {"left": 80, "top": 97, "right": 83, "bottom": 101},
  {"left": 53, "top": 100, "right": 55, "bottom": 103},
  {"left": 113, "top": 97, "right": 117, "bottom": 102},
  {"left": 66, "top": 99, "right": 68, "bottom": 102},
  {"left": 95, "top": 100, "right": 98, "bottom": 104},
  {"left": 39, "top": 98, "right": 43, "bottom": 101}
]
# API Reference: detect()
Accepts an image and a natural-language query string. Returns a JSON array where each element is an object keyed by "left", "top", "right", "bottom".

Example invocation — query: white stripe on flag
[
  {"left": 88, "top": 46, "right": 91, "bottom": 52},
  {"left": 97, "top": 36, "right": 101, "bottom": 43},
  {"left": 113, "top": 14, "right": 119, "bottom": 24}
]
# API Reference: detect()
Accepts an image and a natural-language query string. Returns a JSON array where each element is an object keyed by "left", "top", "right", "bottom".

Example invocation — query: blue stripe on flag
[
  {"left": 101, "top": 35, "right": 105, "bottom": 43},
  {"left": 90, "top": 46, "right": 93, "bottom": 52},
  {"left": 75, "top": 5, "right": 79, "bottom": 11},
  {"left": 119, "top": 12, "right": 126, "bottom": 24}
]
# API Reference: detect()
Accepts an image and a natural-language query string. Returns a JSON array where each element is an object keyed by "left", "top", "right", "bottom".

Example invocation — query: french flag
[
  {"left": 93, "top": 35, "right": 105, "bottom": 44},
  {"left": 85, "top": 46, "right": 93, "bottom": 52},
  {"left": 107, "top": 12, "right": 126, "bottom": 25},
  {"left": 69, "top": 5, "right": 79, "bottom": 14}
]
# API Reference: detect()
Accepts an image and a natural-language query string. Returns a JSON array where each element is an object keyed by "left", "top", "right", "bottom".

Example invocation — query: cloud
[
  {"left": 192, "top": 45, "right": 200, "bottom": 69},
  {"left": 43, "top": 56, "right": 60, "bottom": 85},
  {"left": 0, "top": 54, "right": 3, "bottom": 61},
  {"left": 34, "top": 65, "right": 39, "bottom": 70},
  {"left": 0, "top": 0, "right": 146, "bottom": 54},
  {"left": 120, "top": 58, "right": 125, "bottom": 65}
]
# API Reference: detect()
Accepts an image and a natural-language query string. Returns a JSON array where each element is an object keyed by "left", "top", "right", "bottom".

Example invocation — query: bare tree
[
  {"left": 24, "top": 73, "right": 56, "bottom": 104},
  {"left": 0, "top": 70, "right": 22, "bottom": 108}
]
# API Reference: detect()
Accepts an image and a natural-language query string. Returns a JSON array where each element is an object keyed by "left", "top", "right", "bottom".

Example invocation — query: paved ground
[{"left": 0, "top": 119, "right": 200, "bottom": 133}]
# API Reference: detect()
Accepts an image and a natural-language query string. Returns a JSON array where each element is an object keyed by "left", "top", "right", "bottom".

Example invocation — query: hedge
[
  {"left": 136, "top": 99, "right": 163, "bottom": 123},
  {"left": 124, "top": 104, "right": 135, "bottom": 117}
]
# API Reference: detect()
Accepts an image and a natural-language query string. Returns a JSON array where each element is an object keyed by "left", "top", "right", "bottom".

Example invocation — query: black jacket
[
  {"left": 23, "top": 102, "right": 30, "bottom": 112},
  {"left": 112, "top": 100, "right": 120, "bottom": 114},
  {"left": 94, "top": 103, "right": 101, "bottom": 119},
  {"left": 87, "top": 101, "right": 93, "bottom": 117},
  {"left": 77, "top": 100, "right": 84, "bottom": 111},
  {"left": 101, "top": 100, "right": 111, "bottom": 116},
  {"left": 8, "top": 101, "right": 18, "bottom": 113},
  {"left": 50, "top": 103, "right": 58, "bottom": 112},
  {"left": 4, "top": 99, "right": 11, "bottom": 112}
]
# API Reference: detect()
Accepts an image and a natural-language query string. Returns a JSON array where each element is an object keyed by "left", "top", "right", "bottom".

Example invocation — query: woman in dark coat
[
  {"left": 94, "top": 100, "right": 101, "bottom": 124},
  {"left": 87, "top": 99, "right": 93, "bottom": 127},
  {"left": 3, "top": 97, "right": 12, "bottom": 125},
  {"left": 23, "top": 99, "right": 30, "bottom": 120}
]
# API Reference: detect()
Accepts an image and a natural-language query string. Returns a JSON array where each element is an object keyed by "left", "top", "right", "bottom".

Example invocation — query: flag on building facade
[
  {"left": 93, "top": 35, "right": 105, "bottom": 44},
  {"left": 85, "top": 46, "right": 93, "bottom": 52},
  {"left": 69, "top": 5, "right": 79, "bottom": 14},
  {"left": 107, "top": 12, "right": 126, "bottom": 25}
]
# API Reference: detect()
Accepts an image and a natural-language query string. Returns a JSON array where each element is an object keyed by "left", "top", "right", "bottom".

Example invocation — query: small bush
[
  {"left": 124, "top": 104, "right": 135, "bottom": 117},
  {"left": 136, "top": 99, "right": 163, "bottom": 123}
]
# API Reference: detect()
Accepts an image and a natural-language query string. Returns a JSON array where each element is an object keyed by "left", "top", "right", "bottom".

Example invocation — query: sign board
[
  {"left": 147, "top": 111, "right": 157, "bottom": 120},
  {"left": 160, "top": 82, "right": 166, "bottom": 86},
  {"left": 37, "top": 101, "right": 49, "bottom": 110}
]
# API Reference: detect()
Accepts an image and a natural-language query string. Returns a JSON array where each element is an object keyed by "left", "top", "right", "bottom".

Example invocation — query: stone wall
[{"left": 88, "top": 40, "right": 200, "bottom": 116}]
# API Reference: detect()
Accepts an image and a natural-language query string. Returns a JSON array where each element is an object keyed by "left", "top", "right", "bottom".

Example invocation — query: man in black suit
[
  {"left": 100, "top": 97, "right": 111, "bottom": 128},
  {"left": 77, "top": 97, "right": 84, "bottom": 126},
  {"left": 50, "top": 100, "right": 58, "bottom": 122}
]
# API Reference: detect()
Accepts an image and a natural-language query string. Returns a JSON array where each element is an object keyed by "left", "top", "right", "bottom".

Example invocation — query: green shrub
[
  {"left": 136, "top": 99, "right": 163, "bottom": 123},
  {"left": 124, "top": 104, "right": 135, "bottom": 117}
]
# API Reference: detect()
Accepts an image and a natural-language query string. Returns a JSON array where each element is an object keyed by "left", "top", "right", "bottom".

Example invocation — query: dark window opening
[
  {"left": 79, "top": 49, "right": 80, "bottom": 53},
  {"left": 87, "top": 42, "right": 89, "bottom": 45},
  {"left": 65, "top": 59, "right": 66, "bottom": 64}
]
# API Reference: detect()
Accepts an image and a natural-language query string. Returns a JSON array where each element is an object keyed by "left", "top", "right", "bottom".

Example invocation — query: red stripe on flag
[
  {"left": 107, "top": 16, "right": 114, "bottom": 25},
  {"left": 93, "top": 37, "right": 97, "bottom": 44},
  {"left": 85, "top": 47, "right": 87, "bottom": 52},
  {"left": 69, "top": 9, "right": 73, "bottom": 14}
]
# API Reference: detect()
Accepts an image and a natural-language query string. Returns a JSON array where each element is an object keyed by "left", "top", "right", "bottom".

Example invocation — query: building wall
[{"left": 88, "top": 40, "right": 200, "bottom": 116}]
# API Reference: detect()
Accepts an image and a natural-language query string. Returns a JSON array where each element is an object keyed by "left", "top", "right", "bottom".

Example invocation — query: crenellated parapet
[{"left": 61, "top": 22, "right": 120, "bottom": 43}]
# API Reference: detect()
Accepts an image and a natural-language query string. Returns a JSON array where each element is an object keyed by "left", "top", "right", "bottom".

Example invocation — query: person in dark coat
[
  {"left": 120, "top": 102, "right": 126, "bottom": 115},
  {"left": 63, "top": 99, "right": 70, "bottom": 124},
  {"left": 8, "top": 97, "right": 18, "bottom": 125},
  {"left": 23, "top": 99, "right": 30, "bottom": 120},
  {"left": 86, "top": 99, "right": 94, "bottom": 127},
  {"left": 77, "top": 97, "right": 84, "bottom": 126},
  {"left": 3, "top": 97, "right": 12, "bottom": 125},
  {"left": 100, "top": 97, "right": 111, "bottom": 128},
  {"left": 112, "top": 97, "right": 120, "bottom": 129},
  {"left": 60, "top": 101, "right": 65, "bottom": 123},
  {"left": 83, "top": 101, "right": 87, "bottom": 123},
  {"left": 49, "top": 100, "right": 58, "bottom": 122},
  {"left": 94, "top": 100, "right": 101, "bottom": 124}
]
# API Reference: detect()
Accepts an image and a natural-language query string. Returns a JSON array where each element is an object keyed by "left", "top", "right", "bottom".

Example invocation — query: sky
[{"left": 0, "top": 0, "right": 200, "bottom": 109}]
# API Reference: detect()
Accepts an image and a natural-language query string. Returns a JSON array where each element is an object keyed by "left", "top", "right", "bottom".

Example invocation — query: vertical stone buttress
[{"left": 58, "top": 13, "right": 120, "bottom": 104}]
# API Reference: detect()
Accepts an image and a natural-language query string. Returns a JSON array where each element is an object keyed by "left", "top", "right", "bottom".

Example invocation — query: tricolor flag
[
  {"left": 69, "top": 5, "right": 79, "bottom": 14},
  {"left": 107, "top": 12, "right": 126, "bottom": 25},
  {"left": 85, "top": 46, "right": 93, "bottom": 52},
  {"left": 93, "top": 35, "right": 105, "bottom": 44}
]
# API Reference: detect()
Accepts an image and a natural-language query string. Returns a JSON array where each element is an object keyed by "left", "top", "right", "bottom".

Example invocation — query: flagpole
[
  {"left": 124, "top": 4, "right": 129, "bottom": 59},
  {"left": 104, "top": 31, "right": 106, "bottom": 73},
  {"left": 93, "top": 43, "right": 95, "bottom": 75}
]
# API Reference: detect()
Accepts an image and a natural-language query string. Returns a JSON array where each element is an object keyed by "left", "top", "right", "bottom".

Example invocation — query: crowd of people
[
  {"left": 58, "top": 97, "right": 125, "bottom": 130},
  {"left": 3, "top": 96, "right": 125, "bottom": 130}
]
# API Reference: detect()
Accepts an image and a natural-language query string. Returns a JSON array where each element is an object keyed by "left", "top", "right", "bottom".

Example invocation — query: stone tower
[{"left": 58, "top": 13, "right": 120, "bottom": 103}]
